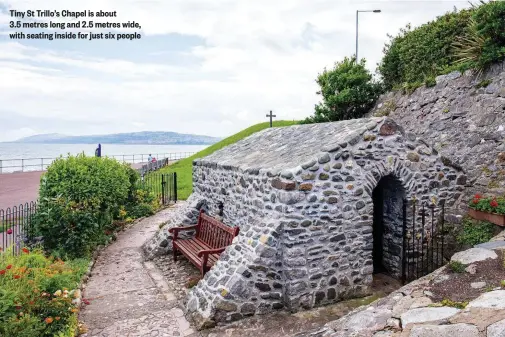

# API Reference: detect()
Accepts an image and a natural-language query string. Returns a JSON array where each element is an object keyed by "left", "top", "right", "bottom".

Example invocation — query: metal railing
[
  {"left": 0, "top": 202, "right": 37, "bottom": 254},
  {"left": 0, "top": 152, "right": 195, "bottom": 174}
]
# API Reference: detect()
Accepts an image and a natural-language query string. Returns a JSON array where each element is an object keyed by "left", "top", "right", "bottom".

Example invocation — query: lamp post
[{"left": 356, "top": 9, "right": 381, "bottom": 62}]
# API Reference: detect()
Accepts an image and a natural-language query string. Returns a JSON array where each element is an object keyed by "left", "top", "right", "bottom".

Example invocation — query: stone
[
  {"left": 475, "top": 240, "right": 505, "bottom": 250},
  {"left": 392, "top": 296, "right": 414, "bottom": 318},
  {"left": 318, "top": 153, "right": 331, "bottom": 164},
  {"left": 407, "top": 152, "right": 420, "bottom": 162},
  {"left": 409, "top": 297, "right": 433, "bottom": 309},
  {"left": 299, "top": 183, "right": 313, "bottom": 191},
  {"left": 319, "top": 173, "right": 330, "bottom": 180},
  {"left": 467, "top": 291, "right": 505, "bottom": 309},
  {"left": 451, "top": 248, "right": 498, "bottom": 265},
  {"left": 409, "top": 323, "right": 479, "bottom": 337},
  {"left": 379, "top": 119, "right": 401, "bottom": 136},
  {"left": 271, "top": 178, "right": 296, "bottom": 191},
  {"left": 325, "top": 307, "right": 392, "bottom": 337},
  {"left": 449, "top": 308, "right": 505, "bottom": 332},
  {"left": 488, "top": 318, "right": 505, "bottom": 337},
  {"left": 400, "top": 307, "right": 460, "bottom": 326},
  {"left": 470, "top": 281, "right": 486, "bottom": 289},
  {"left": 465, "top": 264, "right": 477, "bottom": 274}
]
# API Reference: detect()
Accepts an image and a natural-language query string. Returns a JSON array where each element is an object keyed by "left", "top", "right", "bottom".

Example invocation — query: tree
[{"left": 304, "top": 57, "right": 383, "bottom": 123}]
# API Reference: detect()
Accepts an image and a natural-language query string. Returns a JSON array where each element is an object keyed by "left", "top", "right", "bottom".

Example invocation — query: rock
[
  {"left": 318, "top": 153, "right": 331, "bottom": 164},
  {"left": 465, "top": 264, "right": 477, "bottom": 274},
  {"left": 325, "top": 307, "right": 392, "bottom": 337},
  {"left": 449, "top": 308, "right": 505, "bottom": 332},
  {"left": 488, "top": 318, "right": 505, "bottom": 337},
  {"left": 386, "top": 317, "right": 401, "bottom": 329},
  {"left": 470, "top": 281, "right": 486, "bottom": 289},
  {"left": 475, "top": 240, "right": 505, "bottom": 250},
  {"left": 400, "top": 307, "right": 460, "bottom": 327},
  {"left": 409, "top": 297, "right": 433, "bottom": 309},
  {"left": 409, "top": 323, "right": 479, "bottom": 337},
  {"left": 407, "top": 152, "right": 420, "bottom": 162},
  {"left": 392, "top": 296, "right": 414, "bottom": 318},
  {"left": 476, "top": 113, "right": 497, "bottom": 127},
  {"left": 467, "top": 291, "right": 505, "bottom": 309},
  {"left": 451, "top": 248, "right": 498, "bottom": 265}
]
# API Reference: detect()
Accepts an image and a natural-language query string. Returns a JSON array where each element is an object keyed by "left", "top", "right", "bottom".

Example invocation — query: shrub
[
  {"left": 448, "top": 260, "right": 465, "bottom": 273},
  {"left": 303, "top": 57, "right": 383, "bottom": 123},
  {"left": 0, "top": 248, "right": 88, "bottom": 336},
  {"left": 379, "top": 8, "right": 473, "bottom": 90},
  {"left": 33, "top": 154, "right": 132, "bottom": 258},
  {"left": 473, "top": 0, "right": 505, "bottom": 68},
  {"left": 456, "top": 216, "right": 496, "bottom": 246},
  {"left": 379, "top": 1, "right": 505, "bottom": 90}
]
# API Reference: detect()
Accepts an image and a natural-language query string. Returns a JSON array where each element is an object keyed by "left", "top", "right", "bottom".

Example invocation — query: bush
[
  {"left": 448, "top": 260, "right": 465, "bottom": 273},
  {"left": 379, "top": 1, "right": 505, "bottom": 90},
  {"left": 379, "top": 9, "right": 473, "bottom": 90},
  {"left": 303, "top": 57, "right": 383, "bottom": 123},
  {"left": 0, "top": 248, "right": 88, "bottom": 337},
  {"left": 473, "top": 1, "right": 505, "bottom": 68},
  {"left": 33, "top": 154, "right": 132, "bottom": 258},
  {"left": 457, "top": 217, "right": 496, "bottom": 246}
]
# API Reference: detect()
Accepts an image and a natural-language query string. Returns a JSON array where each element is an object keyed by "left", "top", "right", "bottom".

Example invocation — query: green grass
[{"left": 159, "top": 120, "right": 300, "bottom": 200}]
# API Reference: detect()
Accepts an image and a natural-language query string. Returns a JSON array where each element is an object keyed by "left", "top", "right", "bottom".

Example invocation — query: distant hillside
[{"left": 13, "top": 131, "right": 221, "bottom": 145}]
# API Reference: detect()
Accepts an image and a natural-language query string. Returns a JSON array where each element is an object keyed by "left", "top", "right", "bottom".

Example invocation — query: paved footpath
[{"left": 79, "top": 203, "right": 197, "bottom": 337}]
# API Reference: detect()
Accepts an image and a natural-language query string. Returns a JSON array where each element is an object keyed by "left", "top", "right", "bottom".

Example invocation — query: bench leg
[{"left": 173, "top": 246, "right": 178, "bottom": 262}]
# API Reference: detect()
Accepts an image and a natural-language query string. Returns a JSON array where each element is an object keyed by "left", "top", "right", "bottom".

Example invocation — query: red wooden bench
[{"left": 169, "top": 210, "right": 239, "bottom": 276}]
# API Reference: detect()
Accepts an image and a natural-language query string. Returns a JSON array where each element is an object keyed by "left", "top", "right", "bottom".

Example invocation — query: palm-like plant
[{"left": 452, "top": 16, "right": 488, "bottom": 75}]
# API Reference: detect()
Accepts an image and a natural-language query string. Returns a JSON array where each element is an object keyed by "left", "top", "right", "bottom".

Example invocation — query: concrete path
[
  {"left": 79, "top": 203, "right": 196, "bottom": 337},
  {"left": 0, "top": 171, "right": 42, "bottom": 210}
]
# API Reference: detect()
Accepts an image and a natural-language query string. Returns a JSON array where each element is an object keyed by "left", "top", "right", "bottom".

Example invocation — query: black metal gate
[
  {"left": 141, "top": 172, "right": 177, "bottom": 206},
  {"left": 402, "top": 199, "right": 446, "bottom": 284}
]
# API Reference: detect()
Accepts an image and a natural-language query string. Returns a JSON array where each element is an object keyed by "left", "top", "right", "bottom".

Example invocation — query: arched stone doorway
[{"left": 372, "top": 174, "right": 406, "bottom": 279}]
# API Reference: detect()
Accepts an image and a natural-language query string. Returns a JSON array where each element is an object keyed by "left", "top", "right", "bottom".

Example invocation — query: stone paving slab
[
  {"left": 79, "top": 204, "right": 196, "bottom": 337},
  {"left": 80, "top": 287, "right": 176, "bottom": 323}
]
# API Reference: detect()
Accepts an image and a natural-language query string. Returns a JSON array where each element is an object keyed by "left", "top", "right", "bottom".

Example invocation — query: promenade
[{"left": 0, "top": 162, "right": 147, "bottom": 210}]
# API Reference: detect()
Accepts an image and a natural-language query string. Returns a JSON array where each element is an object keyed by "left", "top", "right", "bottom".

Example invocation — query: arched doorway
[{"left": 372, "top": 175, "right": 406, "bottom": 278}]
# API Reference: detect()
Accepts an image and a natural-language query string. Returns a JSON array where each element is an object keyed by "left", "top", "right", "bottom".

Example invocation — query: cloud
[{"left": 0, "top": 0, "right": 472, "bottom": 142}]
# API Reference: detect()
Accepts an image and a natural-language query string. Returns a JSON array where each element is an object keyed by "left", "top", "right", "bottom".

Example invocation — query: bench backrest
[{"left": 196, "top": 210, "right": 239, "bottom": 249}]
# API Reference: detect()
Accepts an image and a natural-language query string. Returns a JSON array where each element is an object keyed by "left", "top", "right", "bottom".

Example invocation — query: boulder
[
  {"left": 401, "top": 307, "right": 460, "bottom": 327},
  {"left": 450, "top": 248, "right": 497, "bottom": 265},
  {"left": 409, "top": 323, "right": 479, "bottom": 337}
]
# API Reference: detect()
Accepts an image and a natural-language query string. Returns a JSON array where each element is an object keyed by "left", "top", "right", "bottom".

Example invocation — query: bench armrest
[
  {"left": 168, "top": 224, "right": 198, "bottom": 234},
  {"left": 169, "top": 224, "right": 198, "bottom": 240},
  {"left": 197, "top": 247, "right": 226, "bottom": 257}
]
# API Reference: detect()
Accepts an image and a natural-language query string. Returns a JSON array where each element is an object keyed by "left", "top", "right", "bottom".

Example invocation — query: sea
[{"left": 0, "top": 143, "right": 208, "bottom": 173}]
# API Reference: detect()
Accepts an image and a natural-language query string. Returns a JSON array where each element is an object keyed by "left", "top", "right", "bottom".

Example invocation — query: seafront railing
[{"left": 0, "top": 152, "right": 195, "bottom": 174}]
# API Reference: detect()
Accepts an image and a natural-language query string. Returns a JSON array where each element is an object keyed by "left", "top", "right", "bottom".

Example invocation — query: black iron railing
[
  {"left": 402, "top": 199, "right": 446, "bottom": 284},
  {"left": 0, "top": 202, "right": 37, "bottom": 254},
  {"left": 140, "top": 172, "right": 178, "bottom": 206},
  {"left": 0, "top": 152, "right": 195, "bottom": 173}
]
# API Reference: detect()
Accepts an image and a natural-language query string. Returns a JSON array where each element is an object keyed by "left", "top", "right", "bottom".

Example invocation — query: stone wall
[
  {"left": 369, "top": 60, "right": 505, "bottom": 221},
  {"left": 144, "top": 117, "right": 466, "bottom": 328}
]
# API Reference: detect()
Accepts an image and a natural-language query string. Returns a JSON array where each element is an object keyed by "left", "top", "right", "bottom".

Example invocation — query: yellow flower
[{"left": 54, "top": 290, "right": 62, "bottom": 297}]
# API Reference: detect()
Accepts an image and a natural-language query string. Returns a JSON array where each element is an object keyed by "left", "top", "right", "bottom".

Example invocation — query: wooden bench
[{"left": 169, "top": 210, "right": 239, "bottom": 276}]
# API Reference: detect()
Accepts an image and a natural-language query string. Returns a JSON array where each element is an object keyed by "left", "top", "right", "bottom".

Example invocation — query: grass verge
[{"left": 160, "top": 120, "right": 300, "bottom": 200}]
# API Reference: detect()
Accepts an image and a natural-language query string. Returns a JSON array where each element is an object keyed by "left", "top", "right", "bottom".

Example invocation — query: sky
[{"left": 0, "top": 0, "right": 472, "bottom": 142}]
